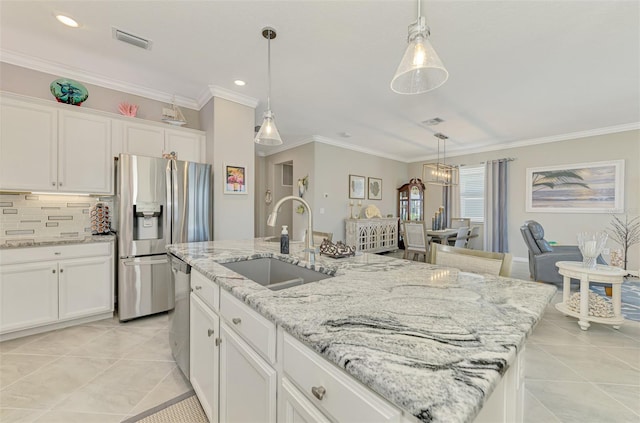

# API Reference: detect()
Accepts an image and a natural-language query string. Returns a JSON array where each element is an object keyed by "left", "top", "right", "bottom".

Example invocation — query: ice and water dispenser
[{"left": 133, "top": 202, "right": 163, "bottom": 240}]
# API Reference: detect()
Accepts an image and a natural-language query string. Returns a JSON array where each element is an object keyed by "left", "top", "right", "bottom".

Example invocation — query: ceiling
[{"left": 1, "top": 1, "right": 639, "bottom": 162}]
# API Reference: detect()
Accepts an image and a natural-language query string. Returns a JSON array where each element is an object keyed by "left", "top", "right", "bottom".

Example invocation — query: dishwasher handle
[{"left": 169, "top": 253, "right": 191, "bottom": 274}]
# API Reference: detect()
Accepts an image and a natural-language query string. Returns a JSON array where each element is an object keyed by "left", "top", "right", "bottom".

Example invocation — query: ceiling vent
[
  {"left": 112, "top": 27, "right": 152, "bottom": 50},
  {"left": 422, "top": 117, "right": 444, "bottom": 126}
]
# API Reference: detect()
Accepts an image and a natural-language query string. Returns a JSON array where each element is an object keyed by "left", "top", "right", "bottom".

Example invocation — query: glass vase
[{"left": 577, "top": 232, "right": 608, "bottom": 269}]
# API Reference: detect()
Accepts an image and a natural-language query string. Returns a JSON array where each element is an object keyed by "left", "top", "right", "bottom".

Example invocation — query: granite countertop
[
  {"left": 168, "top": 239, "right": 556, "bottom": 423},
  {"left": 0, "top": 234, "right": 116, "bottom": 249}
]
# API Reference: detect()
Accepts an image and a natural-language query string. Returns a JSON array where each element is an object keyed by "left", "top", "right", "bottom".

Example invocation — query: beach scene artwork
[{"left": 526, "top": 160, "right": 624, "bottom": 213}]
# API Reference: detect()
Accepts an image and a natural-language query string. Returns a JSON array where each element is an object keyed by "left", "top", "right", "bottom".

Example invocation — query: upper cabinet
[
  {"left": 58, "top": 110, "right": 112, "bottom": 194},
  {"left": 0, "top": 98, "right": 58, "bottom": 192},
  {"left": 1, "top": 95, "right": 112, "bottom": 194},
  {"left": 0, "top": 92, "right": 207, "bottom": 194},
  {"left": 113, "top": 120, "right": 205, "bottom": 163}
]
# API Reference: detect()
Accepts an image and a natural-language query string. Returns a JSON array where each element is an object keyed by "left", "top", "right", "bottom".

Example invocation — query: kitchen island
[{"left": 168, "top": 239, "right": 556, "bottom": 423}]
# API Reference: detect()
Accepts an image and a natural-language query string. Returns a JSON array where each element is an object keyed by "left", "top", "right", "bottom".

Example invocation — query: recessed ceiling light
[
  {"left": 234, "top": 80, "right": 246, "bottom": 86},
  {"left": 55, "top": 14, "right": 79, "bottom": 28}
]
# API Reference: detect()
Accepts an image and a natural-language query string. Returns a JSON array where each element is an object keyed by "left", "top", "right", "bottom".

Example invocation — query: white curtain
[{"left": 484, "top": 160, "right": 509, "bottom": 252}]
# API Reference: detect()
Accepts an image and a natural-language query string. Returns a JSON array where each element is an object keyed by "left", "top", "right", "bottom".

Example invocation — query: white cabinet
[
  {"left": 165, "top": 128, "right": 204, "bottom": 163},
  {"left": 345, "top": 218, "right": 399, "bottom": 253},
  {"left": 220, "top": 321, "right": 277, "bottom": 423},
  {"left": 115, "top": 120, "right": 205, "bottom": 163},
  {"left": 0, "top": 97, "right": 57, "bottom": 191},
  {"left": 58, "top": 255, "right": 113, "bottom": 320},
  {"left": 281, "top": 378, "right": 331, "bottom": 423},
  {"left": 0, "top": 95, "right": 112, "bottom": 194},
  {"left": 58, "top": 110, "right": 112, "bottom": 193},
  {"left": 0, "top": 241, "right": 114, "bottom": 338},
  {"left": 190, "top": 293, "right": 220, "bottom": 423},
  {"left": 0, "top": 261, "right": 59, "bottom": 333},
  {"left": 281, "top": 331, "right": 401, "bottom": 423}
]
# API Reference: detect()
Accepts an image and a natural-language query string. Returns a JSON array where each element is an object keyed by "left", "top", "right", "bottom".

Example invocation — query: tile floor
[
  {"left": 0, "top": 259, "right": 638, "bottom": 423},
  {"left": 0, "top": 313, "right": 190, "bottom": 423}
]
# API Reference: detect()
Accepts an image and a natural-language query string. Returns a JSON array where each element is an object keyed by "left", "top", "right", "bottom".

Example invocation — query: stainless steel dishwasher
[{"left": 168, "top": 253, "right": 190, "bottom": 379}]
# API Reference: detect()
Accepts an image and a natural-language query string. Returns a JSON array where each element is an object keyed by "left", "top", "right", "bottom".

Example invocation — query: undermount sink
[{"left": 221, "top": 258, "right": 331, "bottom": 291}]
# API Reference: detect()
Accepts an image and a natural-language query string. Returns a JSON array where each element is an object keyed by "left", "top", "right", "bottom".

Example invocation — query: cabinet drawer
[
  {"left": 220, "top": 289, "right": 276, "bottom": 364},
  {"left": 191, "top": 269, "right": 219, "bottom": 312},
  {"left": 0, "top": 242, "right": 111, "bottom": 265},
  {"left": 283, "top": 332, "right": 401, "bottom": 423}
]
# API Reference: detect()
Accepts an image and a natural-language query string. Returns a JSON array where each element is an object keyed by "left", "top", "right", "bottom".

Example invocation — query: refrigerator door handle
[{"left": 166, "top": 159, "right": 174, "bottom": 244}]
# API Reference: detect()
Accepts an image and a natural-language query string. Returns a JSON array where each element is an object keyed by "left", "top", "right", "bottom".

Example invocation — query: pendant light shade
[
  {"left": 391, "top": 5, "right": 448, "bottom": 95},
  {"left": 255, "top": 27, "right": 283, "bottom": 146},
  {"left": 255, "top": 110, "right": 282, "bottom": 146}
]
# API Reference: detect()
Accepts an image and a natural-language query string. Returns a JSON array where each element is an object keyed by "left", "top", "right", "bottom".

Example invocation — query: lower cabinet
[
  {"left": 0, "top": 262, "right": 59, "bottom": 333},
  {"left": 0, "top": 242, "right": 114, "bottom": 338},
  {"left": 220, "top": 321, "right": 277, "bottom": 423},
  {"left": 190, "top": 294, "right": 220, "bottom": 423},
  {"left": 281, "top": 377, "right": 331, "bottom": 423},
  {"left": 59, "top": 256, "right": 113, "bottom": 320}
]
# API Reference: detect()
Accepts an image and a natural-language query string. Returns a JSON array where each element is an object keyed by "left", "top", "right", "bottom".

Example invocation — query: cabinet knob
[
  {"left": 207, "top": 329, "right": 214, "bottom": 337},
  {"left": 54, "top": 252, "right": 61, "bottom": 255},
  {"left": 232, "top": 318, "right": 241, "bottom": 325},
  {"left": 194, "top": 286, "right": 202, "bottom": 290},
  {"left": 59, "top": 182, "right": 63, "bottom": 186},
  {"left": 215, "top": 338, "right": 222, "bottom": 346},
  {"left": 311, "top": 386, "right": 326, "bottom": 401},
  {"left": 59, "top": 269, "right": 64, "bottom": 273},
  {"left": 52, "top": 269, "right": 56, "bottom": 274},
  {"left": 51, "top": 182, "right": 56, "bottom": 186}
]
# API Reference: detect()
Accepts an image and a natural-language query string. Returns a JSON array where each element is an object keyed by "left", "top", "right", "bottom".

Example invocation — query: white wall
[
  {"left": 255, "top": 142, "right": 409, "bottom": 243},
  {"left": 409, "top": 130, "right": 640, "bottom": 270},
  {"left": 202, "top": 97, "right": 255, "bottom": 240},
  {"left": 0, "top": 63, "right": 201, "bottom": 129},
  {"left": 313, "top": 143, "right": 409, "bottom": 242}
]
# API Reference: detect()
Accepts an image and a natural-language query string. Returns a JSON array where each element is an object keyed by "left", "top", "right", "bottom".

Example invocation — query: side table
[{"left": 555, "top": 261, "right": 626, "bottom": 330}]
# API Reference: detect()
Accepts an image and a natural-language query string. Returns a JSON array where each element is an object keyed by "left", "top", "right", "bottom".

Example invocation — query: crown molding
[
  {"left": 0, "top": 49, "right": 199, "bottom": 109},
  {"left": 408, "top": 122, "right": 640, "bottom": 163},
  {"left": 258, "top": 136, "right": 315, "bottom": 157},
  {"left": 206, "top": 85, "right": 259, "bottom": 109},
  {"left": 312, "top": 136, "right": 408, "bottom": 162}
]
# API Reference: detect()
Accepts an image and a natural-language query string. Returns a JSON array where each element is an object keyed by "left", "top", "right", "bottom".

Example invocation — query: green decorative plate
[{"left": 50, "top": 78, "right": 88, "bottom": 105}]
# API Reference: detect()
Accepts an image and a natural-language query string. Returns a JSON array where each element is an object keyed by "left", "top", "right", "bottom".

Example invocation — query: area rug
[
  {"left": 122, "top": 390, "right": 207, "bottom": 423},
  {"left": 589, "top": 279, "right": 640, "bottom": 322}
]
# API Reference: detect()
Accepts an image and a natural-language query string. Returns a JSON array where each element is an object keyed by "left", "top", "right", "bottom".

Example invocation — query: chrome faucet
[{"left": 267, "top": 195, "right": 315, "bottom": 263}]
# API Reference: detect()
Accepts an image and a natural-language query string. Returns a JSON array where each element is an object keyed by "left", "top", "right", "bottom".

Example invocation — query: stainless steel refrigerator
[{"left": 116, "top": 154, "right": 212, "bottom": 322}]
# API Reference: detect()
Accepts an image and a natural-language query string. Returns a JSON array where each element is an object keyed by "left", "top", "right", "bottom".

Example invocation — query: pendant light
[
  {"left": 390, "top": 0, "right": 448, "bottom": 95},
  {"left": 255, "top": 27, "right": 283, "bottom": 146},
  {"left": 423, "top": 133, "right": 457, "bottom": 186}
]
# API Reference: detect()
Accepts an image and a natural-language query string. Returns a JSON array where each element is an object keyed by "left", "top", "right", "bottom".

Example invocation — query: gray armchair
[{"left": 520, "top": 220, "right": 605, "bottom": 283}]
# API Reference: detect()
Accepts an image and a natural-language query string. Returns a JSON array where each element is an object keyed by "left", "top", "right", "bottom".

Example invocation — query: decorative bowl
[{"left": 577, "top": 232, "right": 608, "bottom": 269}]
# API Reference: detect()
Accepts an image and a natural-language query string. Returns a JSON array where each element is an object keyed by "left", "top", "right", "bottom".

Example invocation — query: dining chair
[
  {"left": 450, "top": 218, "right": 471, "bottom": 229},
  {"left": 430, "top": 244, "right": 512, "bottom": 277},
  {"left": 452, "top": 226, "right": 470, "bottom": 248},
  {"left": 402, "top": 221, "right": 431, "bottom": 262}
]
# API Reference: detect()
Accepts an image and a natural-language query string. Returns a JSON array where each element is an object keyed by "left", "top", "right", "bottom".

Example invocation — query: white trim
[
  {"left": 207, "top": 85, "right": 259, "bottom": 109},
  {"left": 408, "top": 122, "right": 640, "bottom": 163},
  {"left": 312, "top": 136, "right": 407, "bottom": 162},
  {"left": 257, "top": 136, "right": 315, "bottom": 157},
  {"left": 1, "top": 49, "right": 199, "bottom": 109},
  {"left": 512, "top": 256, "right": 528, "bottom": 263}
]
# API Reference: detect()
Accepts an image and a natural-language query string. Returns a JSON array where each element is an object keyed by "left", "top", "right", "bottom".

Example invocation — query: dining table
[{"left": 425, "top": 228, "right": 459, "bottom": 244}]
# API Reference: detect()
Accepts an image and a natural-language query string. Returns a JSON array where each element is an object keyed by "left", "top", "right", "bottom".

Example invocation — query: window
[
  {"left": 459, "top": 165, "right": 485, "bottom": 223},
  {"left": 281, "top": 163, "right": 293, "bottom": 186}
]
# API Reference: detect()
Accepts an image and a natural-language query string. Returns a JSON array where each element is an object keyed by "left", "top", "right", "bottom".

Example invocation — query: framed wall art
[
  {"left": 526, "top": 160, "right": 624, "bottom": 213},
  {"left": 368, "top": 177, "right": 382, "bottom": 200},
  {"left": 224, "top": 164, "right": 247, "bottom": 194},
  {"left": 349, "top": 175, "right": 365, "bottom": 199}
]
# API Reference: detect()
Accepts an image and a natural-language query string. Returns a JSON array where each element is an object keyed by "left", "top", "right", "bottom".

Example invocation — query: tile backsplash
[{"left": 0, "top": 193, "right": 114, "bottom": 244}]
